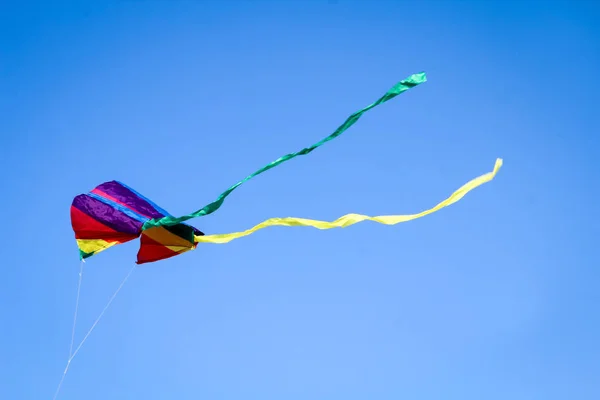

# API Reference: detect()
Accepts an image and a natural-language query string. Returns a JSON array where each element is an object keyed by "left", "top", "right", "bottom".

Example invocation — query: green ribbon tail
[{"left": 143, "top": 71, "right": 427, "bottom": 230}]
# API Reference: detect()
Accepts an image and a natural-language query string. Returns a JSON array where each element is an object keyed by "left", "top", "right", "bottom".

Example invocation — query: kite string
[
  {"left": 52, "top": 260, "right": 85, "bottom": 400},
  {"left": 52, "top": 264, "right": 136, "bottom": 400},
  {"left": 69, "top": 264, "right": 136, "bottom": 361},
  {"left": 69, "top": 260, "right": 85, "bottom": 358}
]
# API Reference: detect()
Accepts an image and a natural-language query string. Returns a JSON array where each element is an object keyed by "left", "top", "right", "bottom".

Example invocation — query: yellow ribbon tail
[{"left": 194, "top": 158, "right": 503, "bottom": 245}]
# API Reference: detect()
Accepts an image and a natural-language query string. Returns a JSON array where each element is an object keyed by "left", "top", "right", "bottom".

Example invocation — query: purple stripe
[
  {"left": 95, "top": 181, "right": 167, "bottom": 219},
  {"left": 72, "top": 194, "right": 143, "bottom": 235}
]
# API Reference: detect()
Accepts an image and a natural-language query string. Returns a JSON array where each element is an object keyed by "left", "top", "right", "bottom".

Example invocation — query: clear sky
[{"left": 1, "top": 0, "right": 599, "bottom": 399}]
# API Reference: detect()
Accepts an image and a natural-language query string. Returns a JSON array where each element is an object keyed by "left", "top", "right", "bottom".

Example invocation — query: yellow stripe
[
  {"left": 76, "top": 239, "right": 119, "bottom": 254},
  {"left": 195, "top": 158, "right": 503, "bottom": 244},
  {"left": 165, "top": 245, "right": 196, "bottom": 253},
  {"left": 142, "top": 226, "right": 195, "bottom": 249}
]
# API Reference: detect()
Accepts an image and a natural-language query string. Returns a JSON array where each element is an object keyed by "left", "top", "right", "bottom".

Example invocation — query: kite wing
[
  {"left": 138, "top": 224, "right": 202, "bottom": 264},
  {"left": 70, "top": 181, "right": 203, "bottom": 264}
]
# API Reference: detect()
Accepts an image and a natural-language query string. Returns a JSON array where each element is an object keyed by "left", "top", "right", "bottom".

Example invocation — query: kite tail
[
  {"left": 143, "top": 72, "right": 427, "bottom": 230},
  {"left": 194, "top": 158, "right": 503, "bottom": 244}
]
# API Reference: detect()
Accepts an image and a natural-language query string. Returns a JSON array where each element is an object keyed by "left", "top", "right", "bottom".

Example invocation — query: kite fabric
[
  {"left": 70, "top": 71, "right": 503, "bottom": 264},
  {"left": 70, "top": 180, "right": 204, "bottom": 264},
  {"left": 195, "top": 158, "right": 503, "bottom": 244}
]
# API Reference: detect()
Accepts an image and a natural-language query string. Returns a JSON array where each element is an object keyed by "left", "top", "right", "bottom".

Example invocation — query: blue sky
[{"left": 1, "top": 0, "right": 599, "bottom": 398}]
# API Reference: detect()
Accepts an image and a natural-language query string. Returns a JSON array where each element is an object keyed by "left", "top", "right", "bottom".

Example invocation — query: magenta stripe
[{"left": 94, "top": 181, "right": 167, "bottom": 219}]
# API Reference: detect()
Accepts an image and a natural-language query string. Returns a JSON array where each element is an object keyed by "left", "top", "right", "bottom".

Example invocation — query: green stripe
[
  {"left": 143, "top": 72, "right": 427, "bottom": 230},
  {"left": 163, "top": 223, "right": 196, "bottom": 244},
  {"left": 79, "top": 249, "right": 94, "bottom": 260}
]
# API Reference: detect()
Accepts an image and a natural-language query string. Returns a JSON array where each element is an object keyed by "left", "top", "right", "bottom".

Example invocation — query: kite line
[
  {"left": 69, "top": 261, "right": 84, "bottom": 358},
  {"left": 52, "top": 261, "right": 85, "bottom": 400},
  {"left": 53, "top": 264, "right": 136, "bottom": 399},
  {"left": 143, "top": 72, "right": 427, "bottom": 230}
]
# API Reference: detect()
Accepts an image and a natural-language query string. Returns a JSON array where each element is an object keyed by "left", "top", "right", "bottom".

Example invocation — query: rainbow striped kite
[
  {"left": 70, "top": 181, "right": 204, "bottom": 264},
  {"left": 59, "top": 72, "right": 504, "bottom": 400},
  {"left": 70, "top": 72, "right": 502, "bottom": 264}
]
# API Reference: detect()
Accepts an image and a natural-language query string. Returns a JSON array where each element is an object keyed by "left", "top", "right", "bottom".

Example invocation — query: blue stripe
[
  {"left": 88, "top": 192, "right": 150, "bottom": 224},
  {"left": 115, "top": 181, "right": 172, "bottom": 217}
]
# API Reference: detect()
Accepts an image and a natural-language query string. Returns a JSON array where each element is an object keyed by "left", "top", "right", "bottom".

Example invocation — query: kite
[
  {"left": 71, "top": 180, "right": 205, "bottom": 264},
  {"left": 58, "top": 72, "right": 503, "bottom": 399},
  {"left": 70, "top": 71, "right": 503, "bottom": 265}
]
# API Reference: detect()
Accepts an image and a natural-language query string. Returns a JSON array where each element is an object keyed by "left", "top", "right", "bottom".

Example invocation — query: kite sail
[
  {"left": 70, "top": 180, "right": 204, "bottom": 264},
  {"left": 69, "top": 71, "right": 503, "bottom": 264}
]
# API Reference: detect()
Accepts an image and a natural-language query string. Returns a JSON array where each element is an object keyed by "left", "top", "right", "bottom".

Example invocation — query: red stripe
[
  {"left": 136, "top": 233, "right": 181, "bottom": 264},
  {"left": 70, "top": 206, "right": 139, "bottom": 242}
]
